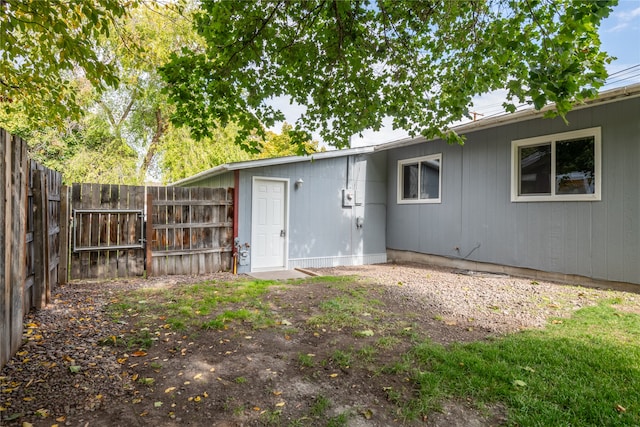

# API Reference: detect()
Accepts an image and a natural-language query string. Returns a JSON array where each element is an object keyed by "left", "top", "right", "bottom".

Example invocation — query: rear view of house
[{"left": 175, "top": 83, "right": 640, "bottom": 289}]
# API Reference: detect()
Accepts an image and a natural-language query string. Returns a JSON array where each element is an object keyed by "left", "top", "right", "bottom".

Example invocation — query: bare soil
[{"left": 1, "top": 263, "right": 637, "bottom": 427}]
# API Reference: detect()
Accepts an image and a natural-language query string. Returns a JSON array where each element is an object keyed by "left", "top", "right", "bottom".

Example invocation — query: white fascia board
[{"left": 170, "top": 146, "right": 376, "bottom": 186}]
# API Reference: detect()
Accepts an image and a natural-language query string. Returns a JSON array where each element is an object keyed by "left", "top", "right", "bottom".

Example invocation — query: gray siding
[
  {"left": 237, "top": 152, "right": 387, "bottom": 272},
  {"left": 387, "top": 96, "right": 640, "bottom": 284}
]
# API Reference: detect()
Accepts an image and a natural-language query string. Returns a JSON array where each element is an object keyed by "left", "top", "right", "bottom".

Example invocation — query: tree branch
[{"left": 140, "top": 108, "right": 167, "bottom": 178}]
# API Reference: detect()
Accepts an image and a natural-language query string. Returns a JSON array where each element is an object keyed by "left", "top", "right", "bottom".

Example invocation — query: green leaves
[
  {"left": 161, "top": 0, "right": 616, "bottom": 149},
  {"left": 0, "top": 0, "right": 130, "bottom": 128}
]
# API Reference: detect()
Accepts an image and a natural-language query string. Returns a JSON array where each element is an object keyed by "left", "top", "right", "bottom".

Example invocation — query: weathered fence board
[
  {"left": 1, "top": 131, "right": 28, "bottom": 368},
  {"left": 147, "top": 186, "right": 233, "bottom": 276}
]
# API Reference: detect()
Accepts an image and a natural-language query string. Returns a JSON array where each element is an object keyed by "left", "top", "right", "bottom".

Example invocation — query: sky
[{"left": 269, "top": 1, "right": 640, "bottom": 148}]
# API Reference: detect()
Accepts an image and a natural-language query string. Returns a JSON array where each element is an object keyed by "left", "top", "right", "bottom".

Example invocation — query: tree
[
  {"left": 160, "top": 0, "right": 616, "bottom": 149},
  {"left": 159, "top": 122, "right": 321, "bottom": 183},
  {"left": 1, "top": 1, "right": 200, "bottom": 184},
  {"left": 257, "top": 123, "right": 321, "bottom": 159},
  {"left": 0, "top": 0, "right": 128, "bottom": 128},
  {"left": 159, "top": 123, "right": 253, "bottom": 183}
]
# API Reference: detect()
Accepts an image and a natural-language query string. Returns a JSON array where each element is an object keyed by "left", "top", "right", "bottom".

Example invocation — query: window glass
[
  {"left": 402, "top": 163, "right": 418, "bottom": 199},
  {"left": 555, "top": 137, "right": 595, "bottom": 195},
  {"left": 420, "top": 158, "right": 440, "bottom": 199},
  {"left": 519, "top": 144, "right": 551, "bottom": 195}
]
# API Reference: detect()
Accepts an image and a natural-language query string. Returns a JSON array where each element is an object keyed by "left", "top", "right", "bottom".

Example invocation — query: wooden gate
[
  {"left": 69, "top": 184, "right": 233, "bottom": 279},
  {"left": 70, "top": 184, "right": 146, "bottom": 279}
]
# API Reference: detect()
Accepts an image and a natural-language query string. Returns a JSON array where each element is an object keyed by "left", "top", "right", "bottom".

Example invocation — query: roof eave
[
  {"left": 170, "top": 146, "right": 376, "bottom": 186},
  {"left": 375, "top": 83, "right": 640, "bottom": 152}
]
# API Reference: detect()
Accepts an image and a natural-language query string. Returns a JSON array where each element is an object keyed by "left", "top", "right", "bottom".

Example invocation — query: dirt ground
[{"left": 1, "top": 263, "right": 636, "bottom": 427}]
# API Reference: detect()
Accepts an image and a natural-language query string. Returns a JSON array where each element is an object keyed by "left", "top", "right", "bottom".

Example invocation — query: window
[
  {"left": 511, "top": 127, "right": 601, "bottom": 202},
  {"left": 397, "top": 154, "right": 442, "bottom": 204}
]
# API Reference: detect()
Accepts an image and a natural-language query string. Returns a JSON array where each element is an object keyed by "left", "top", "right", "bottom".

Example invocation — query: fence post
[
  {"left": 33, "top": 170, "right": 50, "bottom": 308},
  {"left": 59, "top": 186, "right": 69, "bottom": 285},
  {"left": 146, "top": 193, "right": 153, "bottom": 277}
]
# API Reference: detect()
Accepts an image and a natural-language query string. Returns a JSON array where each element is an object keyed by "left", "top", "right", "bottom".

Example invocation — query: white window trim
[
  {"left": 397, "top": 153, "right": 442, "bottom": 204},
  {"left": 511, "top": 127, "right": 601, "bottom": 202}
]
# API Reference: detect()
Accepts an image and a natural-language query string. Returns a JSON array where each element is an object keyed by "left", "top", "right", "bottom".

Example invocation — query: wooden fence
[
  {"left": 1, "top": 130, "right": 64, "bottom": 368},
  {"left": 68, "top": 184, "right": 234, "bottom": 279},
  {"left": 147, "top": 186, "right": 234, "bottom": 275},
  {"left": 1, "top": 129, "right": 233, "bottom": 368}
]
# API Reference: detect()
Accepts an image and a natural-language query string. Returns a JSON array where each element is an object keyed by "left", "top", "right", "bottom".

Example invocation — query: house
[
  {"left": 173, "top": 146, "right": 389, "bottom": 272},
  {"left": 173, "top": 83, "right": 640, "bottom": 289}
]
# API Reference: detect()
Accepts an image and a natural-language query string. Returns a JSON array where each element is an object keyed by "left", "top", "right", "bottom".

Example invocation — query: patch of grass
[
  {"left": 234, "top": 376, "right": 247, "bottom": 384},
  {"left": 306, "top": 283, "right": 384, "bottom": 330},
  {"left": 393, "top": 303, "right": 640, "bottom": 425},
  {"left": 326, "top": 412, "right": 350, "bottom": 427},
  {"left": 376, "top": 336, "right": 400, "bottom": 349},
  {"left": 137, "top": 377, "right": 155, "bottom": 386},
  {"left": 166, "top": 317, "right": 186, "bottom": 331},
  {"left": 306, "top": 275, "right": 358, "bottom": 284},
  {"left": 331, "top": 349, "right": 353, "bottom": 369},
  {"left": 260, "top": 409, "right": 281, "bottom": 425},
  {"left": 398, "top": 324, "right": 420, "bottom": 341},
  {"left": 201, "top": 318, "right": 225, "bottom": 330},
  {"left": 309, "top": 395, "right": 331, "bottom": 417},
  {"left": 107, "top": 279, "right": 282, "bottom": 334},
  {"left": 297, "top": 353, "right": 315, "bottom": 368},
  {"left": 126, "top": 329, "right": 154, "bottom": 350},
  {"left": 356, "top": 345, "right": 377, "bottom": 363}
]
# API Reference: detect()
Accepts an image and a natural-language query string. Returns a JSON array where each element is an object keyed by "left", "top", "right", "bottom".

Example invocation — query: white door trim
[{"left": 250, "top": 177, "right": 289, "bottom": 272}]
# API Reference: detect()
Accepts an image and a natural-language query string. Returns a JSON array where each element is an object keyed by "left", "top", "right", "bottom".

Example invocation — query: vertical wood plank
[
  {"left": 46, "top": 170, "right": 60, "bottom": 292},
  {"left": 146, "top": 192, "right": 153, "bottom": 277},
  {"left": 107, "top": 184, "right": 119, "bottom": 277},
  {"left": 32, "top": 171, "right": 48, "bottom": 309},
  {"left": 85, "top": 183, "right": 97, "bottom": 278},
  {"left": 181, "top": 188, "right": 192, "bottom": 275},
  {"left": 118, "top": 185, "right": 130, "bottom": 277},
  {"left": 10, "top": 136, "right": 27, "bottom": 358},
  {"left": 23, "top": 161, "right": 35, "bottom": 311},
  {"left": 70, "top": 184, "right": 81, "bottom": 279},
  {"left": 59, "top": 186, "right": 69, "bottom": 285},
  {"left": 42, "top": 173, "right": 51, "bottom": 304},
  {"left": 0, "top": 129, "right": 10, "bottom": 367}
]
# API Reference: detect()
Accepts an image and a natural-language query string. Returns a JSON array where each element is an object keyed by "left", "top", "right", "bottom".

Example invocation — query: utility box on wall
[{"left": 342, "top": 189, "right": 354, "bottom": 207}]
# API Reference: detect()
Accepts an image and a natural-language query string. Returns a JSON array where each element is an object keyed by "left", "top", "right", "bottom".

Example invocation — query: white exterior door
[{"left": 251, "top": 178, "right": 287, "bottom": 271}]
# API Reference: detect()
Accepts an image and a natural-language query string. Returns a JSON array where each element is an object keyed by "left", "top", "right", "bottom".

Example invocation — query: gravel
[{"left": 310, "top": 263, "right": 639, "bottom": 334}]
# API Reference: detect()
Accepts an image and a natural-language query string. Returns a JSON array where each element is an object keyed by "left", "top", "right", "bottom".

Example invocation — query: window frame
[
  {"left": 510, "top": 127, "right": 601, "bottom": 202},
  {"left": 397, "top": 153, "right": 442, "bottom": 204}
]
